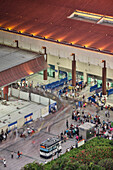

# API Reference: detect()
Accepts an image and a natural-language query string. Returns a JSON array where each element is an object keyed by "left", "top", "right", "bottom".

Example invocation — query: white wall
[
  {"left": 41, "top": 106, "right": 49, "bottom": 117},
  {"left": 40, "top": 96, "right": 49, "bottom": 105},
  {"left": 0, "top": 30, "right": 113, "bottom": 80},
  {"left": 12, "top": 88, "right": 20, "bottom": 98},
  {"left": 20, "top": 91, "right": 29, "bottom": 101},
  {"left": 31, "top": 93, "right": 40, "bottom": 103},
  {"left": 11, "top": 88, "right": 56, "bottom": 106},
  {"left": 17, "top": 117, "right": 25, "bottom": 128}
]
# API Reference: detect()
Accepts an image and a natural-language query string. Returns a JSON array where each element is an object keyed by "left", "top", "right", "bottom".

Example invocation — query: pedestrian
[
  {"left": 3, "top": 158, "right": 6, "bottom": 167},
  {"left": 57, "top": 151, "right": 59, "bottom": 158},
  {"left": 108, "top": 110, "right": 110, "bottom": 118},
  {"left": 76, "top": 135, "right": 79, "bottom": 141},
  {"left": 76, "top": 102, "right": 78, "bottom": 109},
  {"left": 66, "top": 92, "right": 68, "bottom": 100},
  {"left": 17, "top": 151, "right": 20, "bottom": 158},
  {"left": 105, "top": 110, "right": 107, "bottom": 117},
  {"left": 82, "top": 110, "right": 84, "bottom": 115},
  {"left": 66, "top": 120, "right": 69, "bottom": 129},
  {"left": 5, "top": 132, "right": 7, "bottom": 140},
  {"left": 45, "top": 160, "right": 47, "bottom": 164},
  {"left": 32, "top": 140, "right": 36, "bottom": 146},
  {"left": 11, "top": 151, "right": 14, "bottom": 159}
]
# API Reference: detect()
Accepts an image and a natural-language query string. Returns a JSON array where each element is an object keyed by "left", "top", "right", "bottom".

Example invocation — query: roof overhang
[{"left": 0, "top": 55, "right": 47, "bottom": 87}]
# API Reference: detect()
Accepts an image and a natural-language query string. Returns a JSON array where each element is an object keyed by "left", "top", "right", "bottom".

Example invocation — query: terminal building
[{"left": 0, "top": 0, "right": 113, "bottom": 98}]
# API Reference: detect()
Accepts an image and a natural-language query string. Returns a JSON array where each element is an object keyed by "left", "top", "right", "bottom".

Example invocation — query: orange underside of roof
[
  {"left": 0, "top": 0, "right": 113, "bottom": 52},
  {"left": 0, "top": 55, "right": 47, "bottom": 87}
]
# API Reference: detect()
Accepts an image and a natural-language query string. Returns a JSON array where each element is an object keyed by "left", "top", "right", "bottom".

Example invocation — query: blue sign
[
  {"left": 8, "top": 121, "right": 17, "bottom": 127},
  {"left": 24, "top": 113, "right": 33, "bottom": 118}
]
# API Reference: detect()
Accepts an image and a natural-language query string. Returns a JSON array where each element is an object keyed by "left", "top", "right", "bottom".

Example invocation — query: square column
[
  {"left": 102, "top": 60, "right": 106, "bottom": 95},
  {"left": 72, "top": 53, "right": 76, "bottom": 87},
  {"left": 55, "top": 65, "right": 59, "bottom": 78},
  {"left": 83, "top": 72, "right": 87, "bottom": 83},
  {"left": 42, "top": 47, "right": 47, "bottom": 80},
  {"left": 3, "top": 86, "right": 8, "bottom": 101}
]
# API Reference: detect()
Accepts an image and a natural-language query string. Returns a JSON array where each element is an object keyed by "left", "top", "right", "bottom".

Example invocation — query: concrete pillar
[
  {"left": 3, "top": 86, "right": 8, "bottom": 101},
  {"left": 83, "top": 72, "right": 87, "bottom": 83},
  {"left": 102, "top": 60, "right": 106, "bottom": 95},
  {"left": 44, "top": 69, "right": 47, "bottom": 80},
  {"left": 72, "top": 53, "right": 76, "bottom": 87},
  {"left": 42, "top": 47, "right": 47, "bottom": 80},
  {"left": 55, "top": 65, "right": 59, "bottom": 78}
]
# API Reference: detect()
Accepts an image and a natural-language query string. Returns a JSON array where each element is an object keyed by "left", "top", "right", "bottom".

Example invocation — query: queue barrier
[
  {"left": 90, "top": 84, "right": 98, "bottom": 92},
  {"left": 68, "top": 79, "right": 72, "bottom": 82},
  {"left": 95, "top": 86, "right": 102, "bottom": 93},
  {"left": 88, "top": 96, "right": 96, "bottom": 103},
  {"left": 108, "top": 88, "right": 113, "bottom": 96},
  {"left": 45, "top": 77, "right": 68, "bottom": 90},
  {"left": 78, "top": 81, "right": 83, "bottom": 85}
]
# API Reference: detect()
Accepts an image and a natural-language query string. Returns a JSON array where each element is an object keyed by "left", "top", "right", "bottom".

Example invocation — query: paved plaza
[
  {"left": 0, "top": 96, "right": 113, "bottom": 169},
  {"left": 0, "top": 81, "right": 113, "bottom": 169}
]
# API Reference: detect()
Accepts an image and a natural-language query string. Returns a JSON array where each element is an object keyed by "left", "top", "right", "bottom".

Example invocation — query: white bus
[{"left": 40, "top": 137, "right": 62, "bottom": 158}]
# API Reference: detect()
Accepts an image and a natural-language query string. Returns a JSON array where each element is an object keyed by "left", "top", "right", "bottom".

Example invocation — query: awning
[{"left": 0, "top": 55, "right": 47, "bottom": 87}]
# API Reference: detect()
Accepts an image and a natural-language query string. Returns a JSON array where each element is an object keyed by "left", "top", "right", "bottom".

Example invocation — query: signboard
[
  {"left": 8, "top": 121, "right": 17, "bottom": 132},
  {"left": 78, "top": 139, "right": 85, "bottom": 147},
  {"left": 24, "top": 113, "right": 33, "bottom": 124}
]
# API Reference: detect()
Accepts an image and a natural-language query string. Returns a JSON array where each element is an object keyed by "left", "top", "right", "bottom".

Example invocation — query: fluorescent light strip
[{"left": 74, "top": 11, "right": 101, "bottom": 20}]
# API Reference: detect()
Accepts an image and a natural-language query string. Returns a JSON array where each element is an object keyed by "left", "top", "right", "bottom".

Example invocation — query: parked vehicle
[{"left": 40, "top": 137, "right": 62, "bottom": 158}]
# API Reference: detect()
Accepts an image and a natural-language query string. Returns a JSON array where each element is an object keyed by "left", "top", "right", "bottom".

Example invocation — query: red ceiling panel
[{"left": 0, "top": 0, "right": 113, "bottom": 52}]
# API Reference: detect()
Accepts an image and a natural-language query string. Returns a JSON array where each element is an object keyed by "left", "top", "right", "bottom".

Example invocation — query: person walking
[
  {"left": 3, "top": 158, "right": 6, "bottom": 167},
  {"left": 66, "top": 120, "right": 69, "bottom": 129},
  {"left": 17, "top": 151, "right": 20, "bottom": 158},
  {"left": 11, "top": 151, "right": 14, "bottom": 159},
  {"left": 105, "top": 110, "right": 107, "bottom": 117},
  {"left": 108, "top": 110, "right": 110, "bottom": 118}
]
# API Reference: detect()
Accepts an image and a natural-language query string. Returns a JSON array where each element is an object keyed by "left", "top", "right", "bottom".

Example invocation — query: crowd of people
[
  {"left": 58, "top": 81, "right": 87, "bottom": 99},
  {"left": 58, "top": 98, "right": 113, "bottom": 147},
  {"left": 71, "top": 101, "right": 113, "bottom": 140},
  {"left": 0, "top": 80, "right": 113, "bottom": 167}
]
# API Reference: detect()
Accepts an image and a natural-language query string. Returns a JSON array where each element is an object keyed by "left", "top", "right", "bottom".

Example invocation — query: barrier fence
[
  {"left": 108, "top": 88, "right": 113, "bottom": 96},
  {"left": 90, "top": 84, "right": 98, "bottom": 92}
]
